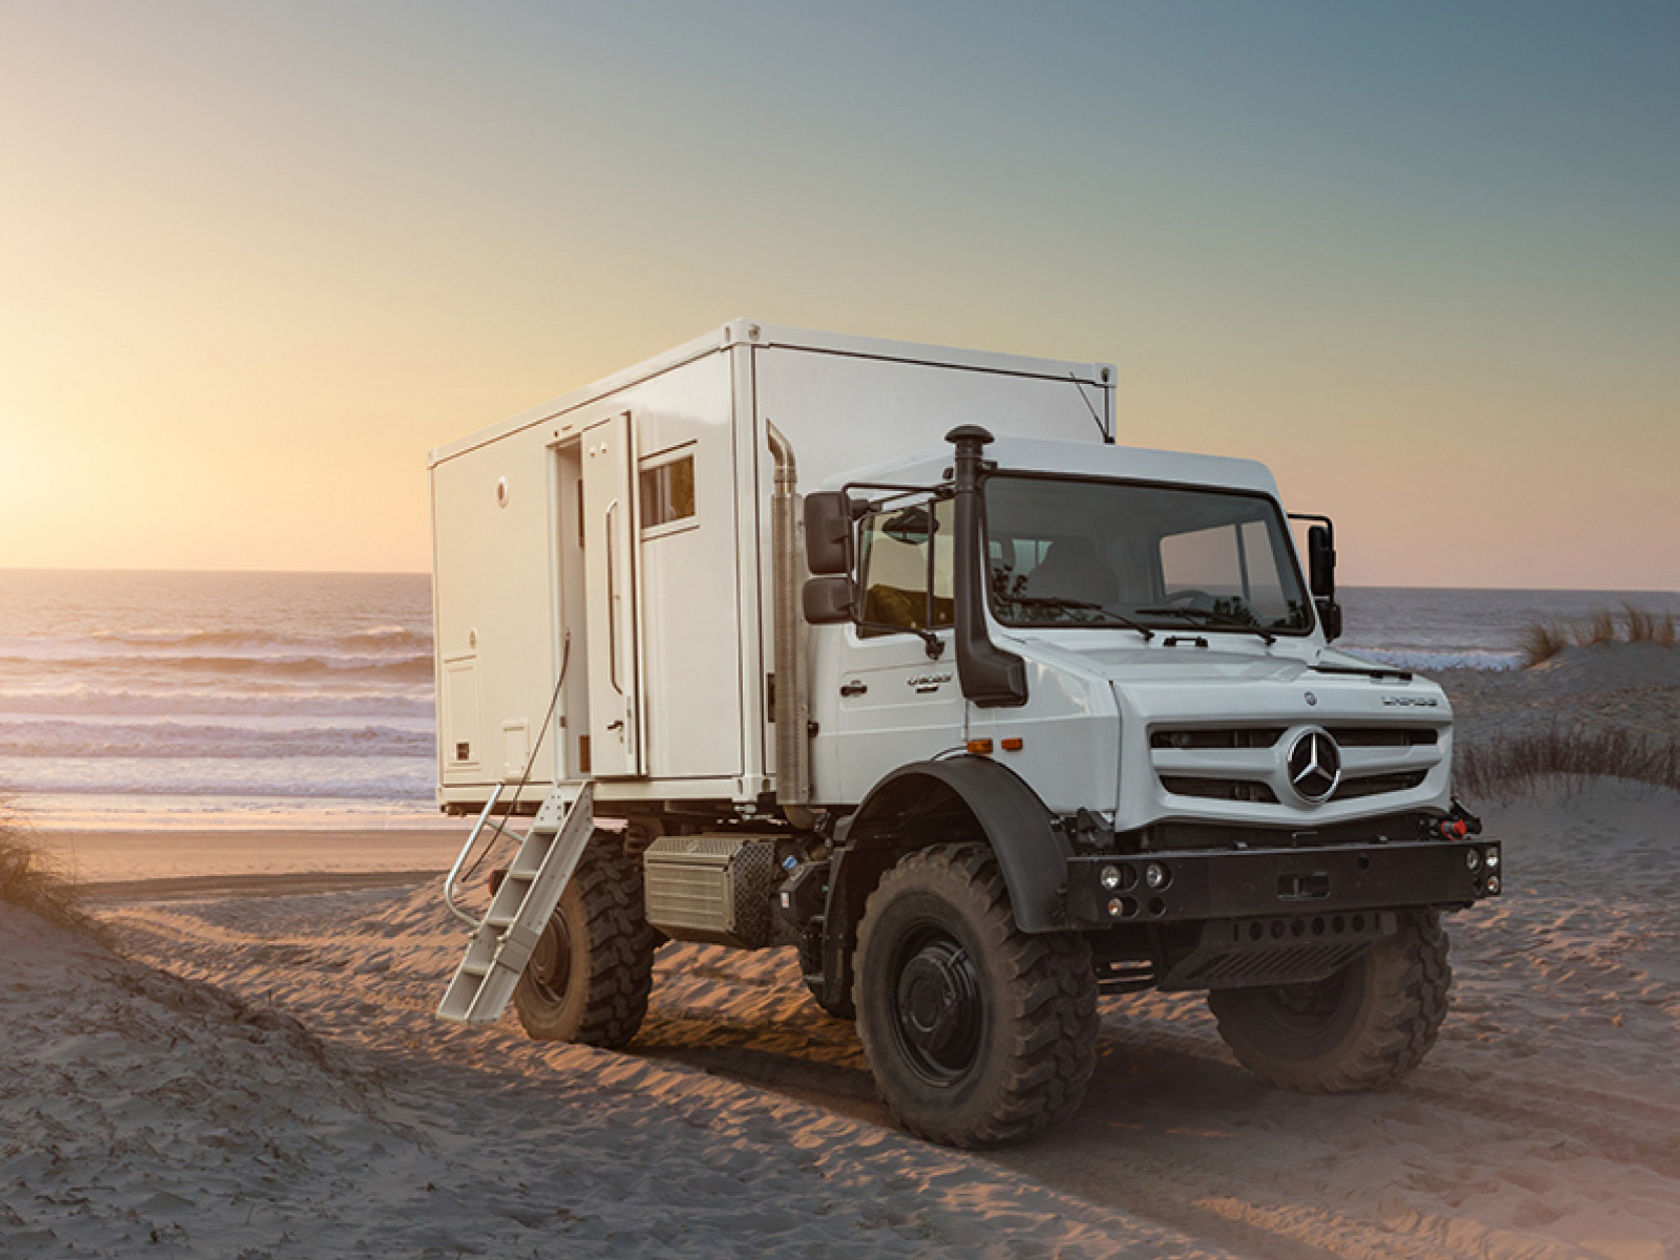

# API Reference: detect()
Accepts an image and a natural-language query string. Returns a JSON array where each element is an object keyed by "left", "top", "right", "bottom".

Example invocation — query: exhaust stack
[{"left": 766, "top": 422, "right": 815, "bottom": 826}]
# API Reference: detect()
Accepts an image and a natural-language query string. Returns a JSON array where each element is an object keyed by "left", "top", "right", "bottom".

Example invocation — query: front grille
[
  {"left": 1335, "top": 770, "right": 1428, "bottom": 800},
  {"left": 1151, "top": 727, "right": 1285, "bottom": 750},
  {"left": 1159, "top": 776, "right": 1278, "bottom": 804},
  {"left": 1326, "top": 727, "right": 1439, "bottom": 748},
  {"left": 1149, "top": 721, "right": 1441, "bottom": 814}
]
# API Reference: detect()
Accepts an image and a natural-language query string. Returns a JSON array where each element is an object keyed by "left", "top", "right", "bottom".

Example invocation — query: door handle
[
  {"left": 840, "top": 680, "right": 867, "bottom": 697},
  {"left": 604, "top": 497, "right": 623, "bottom": 695}
]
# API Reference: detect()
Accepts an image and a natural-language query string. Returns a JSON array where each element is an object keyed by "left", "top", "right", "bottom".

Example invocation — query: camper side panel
[
  {"left": 431, "top": 438, "right": 559, "bottom": 798},
  {"left": 431, "top": 349, "right": 746, "bottom": 810}
]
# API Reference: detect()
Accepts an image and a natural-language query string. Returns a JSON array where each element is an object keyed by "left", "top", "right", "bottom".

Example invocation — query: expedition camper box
[
  {"left": 430, "top": 321, "right": 1502, "bottom": 1148},
  {"left": 429, "top": 320, "right": 1114, "bottom": 807}
]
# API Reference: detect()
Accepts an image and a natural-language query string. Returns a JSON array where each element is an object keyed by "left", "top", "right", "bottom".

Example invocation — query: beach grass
[
  {"left": 1457, "top": 725, "right": 1680, "bottom": 800},
  {"left": 1520, "top": 603, "right": 1677, "bottom": 666},
  {"left": 0, "top": 806, "right": 103, "bottom": 940}
]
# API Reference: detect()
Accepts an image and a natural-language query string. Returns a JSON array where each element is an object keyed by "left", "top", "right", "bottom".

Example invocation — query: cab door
[
  {"left": 824, "top": 497, "right": 964, "bottom": 800},
  {"left": 581, "top": 412, "right": 644, "bottom": 777}
]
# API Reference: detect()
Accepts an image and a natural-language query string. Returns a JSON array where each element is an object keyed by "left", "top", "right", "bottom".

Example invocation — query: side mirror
[
  {"left": 1318, "top": 599, "right": 1343, "bottom": 641},
  {"left": 804, "top": 492, "right": 853, "bottom": 576},
  {"left": 802, "top": 575, "right": 853, "bottom": 625},
  {"left": 1307, "top": 524, "right": 1336, "bottom": 599}
]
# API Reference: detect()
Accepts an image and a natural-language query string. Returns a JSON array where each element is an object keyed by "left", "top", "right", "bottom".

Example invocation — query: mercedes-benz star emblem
[{"left": 1286, "top": 728, "right": 1342, "bottom": 803}]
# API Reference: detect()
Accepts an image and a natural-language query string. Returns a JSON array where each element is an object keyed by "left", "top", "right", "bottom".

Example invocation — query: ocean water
[
  {"left": 0, "top": 570, "right": 441, "bottom": 829},
  {"left": 1337, "top": 586, "right": 1680, "bottom": 672},
  {"left": 0, "top": 570, "right": 1675, "bottom": 829}
]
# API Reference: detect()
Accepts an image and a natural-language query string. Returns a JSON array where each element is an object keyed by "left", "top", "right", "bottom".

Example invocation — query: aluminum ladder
[{"left": 437, "top": 779, "right": 595, "bottom": 1024}]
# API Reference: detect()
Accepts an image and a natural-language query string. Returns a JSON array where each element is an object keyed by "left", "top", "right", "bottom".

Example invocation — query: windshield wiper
[
  {"left": 1133, "top": 606, "right": 1278, "bottom": 645},
  {"left": 1310, "top": 662, "right": 1412, "bottom": 681},
  {"left": 1004, "top": 595, "right": 1155, "bottom": 640}
]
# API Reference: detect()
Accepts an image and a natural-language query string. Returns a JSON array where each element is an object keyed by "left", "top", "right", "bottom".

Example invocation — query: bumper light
[
  {"left": 1144, "top": 863, "right": 1170, "bottom": 890},
  {"left": 1100, "top": 864, "right": 1123, "bottom": 891}
]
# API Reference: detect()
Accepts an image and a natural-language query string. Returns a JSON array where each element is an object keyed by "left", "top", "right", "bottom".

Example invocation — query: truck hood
[
  {"left": 1000, "top": 632, "right": 1454, "bottom": 831},
  {"left": 1003, "top": 634, "right": 1449, "bottom": 710}
]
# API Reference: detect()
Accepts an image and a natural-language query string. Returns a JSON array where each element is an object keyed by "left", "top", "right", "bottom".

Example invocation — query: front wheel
[
  {"left": 1208, "top": 911, "right": 1451, "bottom": 1093},
  {"left": 854, "top": 845, "right": 1098, "bottom": 1147}
]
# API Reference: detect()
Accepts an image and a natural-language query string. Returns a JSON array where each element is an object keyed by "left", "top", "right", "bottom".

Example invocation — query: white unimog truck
[{"left": 430, "top": 321, "right": 1500, "bottom": 1147}]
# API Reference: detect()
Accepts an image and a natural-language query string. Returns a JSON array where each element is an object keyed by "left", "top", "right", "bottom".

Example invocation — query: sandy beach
[{"left": 4, "top": 652, "right": 1678, "bottom": 1258}]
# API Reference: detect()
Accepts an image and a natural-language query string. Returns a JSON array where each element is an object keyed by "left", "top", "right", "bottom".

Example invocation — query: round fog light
[
  {"left": 1107, "top": 897, "right": 1125, "bottom": 918},
  {"left": 1485, "top": 875, "right": 1501, "bottom": 895},
  {"left": 1100, "top": 864, "right": 1122, "bottom": 891},
  {"left": 1485, "top": 848, "right": 1500, "bottom": 871},
  {"left": 1466, "top": 850, "right": 1481, "bottom": 871},
  {"left": 1144, "top": 863, "right": 1169, "bottom": 890}
]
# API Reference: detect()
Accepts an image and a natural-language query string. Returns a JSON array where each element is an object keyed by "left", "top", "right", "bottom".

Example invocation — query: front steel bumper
[{"left": 1065, "top": 836, "right": 1501, "bottom": 929}]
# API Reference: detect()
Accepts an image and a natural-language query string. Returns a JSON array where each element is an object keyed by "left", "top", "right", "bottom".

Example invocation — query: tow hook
[{"left": 1424, "top": 799, "right": 1483, "bottom": 841}]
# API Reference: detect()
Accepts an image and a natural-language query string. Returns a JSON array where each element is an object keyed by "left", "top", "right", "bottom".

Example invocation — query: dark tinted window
[{"left": 640, "top": 455, "right": 695, "bottom": 529}]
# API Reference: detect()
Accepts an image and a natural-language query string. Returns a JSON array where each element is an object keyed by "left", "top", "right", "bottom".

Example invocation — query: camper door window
[{"left": 639, "top": 448, "right": 697, "bottom": 538}]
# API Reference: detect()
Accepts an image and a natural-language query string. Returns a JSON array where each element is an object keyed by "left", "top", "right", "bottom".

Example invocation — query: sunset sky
[{"left": 1, "top": 1, "right": 1675, "bottom": 589}]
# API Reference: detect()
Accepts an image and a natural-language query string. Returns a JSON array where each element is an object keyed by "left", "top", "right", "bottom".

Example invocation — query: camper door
[{"left": 581, "top": 413, "right": 644, "bottom": 776}]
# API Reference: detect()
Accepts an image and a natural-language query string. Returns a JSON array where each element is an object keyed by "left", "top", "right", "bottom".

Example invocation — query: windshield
[{"left": 983, "top": 475, "right": 1313, "bottom": 635}]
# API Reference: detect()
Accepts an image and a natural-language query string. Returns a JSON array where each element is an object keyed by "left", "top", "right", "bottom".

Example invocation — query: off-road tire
[
  {"left": 1208, "top": 911, "right": 1451, "bottom": 1093},
  {"left": 797, "top": 925, "right": 856, "bottom": 1021},
  {"left": 853, "top": 844, "right": 1098, "bottom": 1147},
  {"left": 512, "top": 830, "right": 656, "bottom": 1049}
]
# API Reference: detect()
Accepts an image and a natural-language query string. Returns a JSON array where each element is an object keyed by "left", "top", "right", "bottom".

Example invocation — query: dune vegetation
[
  {"left": 0, "top": 806, "right": 102, "bottom": 939},
  {"left": 1520, "top": 602, "right": 1677, "bottom": 666},
  {"left": 1456, "top": 725, "right": 1680, "bottom": 800}
]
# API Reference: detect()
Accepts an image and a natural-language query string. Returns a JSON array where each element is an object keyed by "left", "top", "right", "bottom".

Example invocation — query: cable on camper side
[{"left": 462, "top": 631, "right": 571, "bottom": 885}]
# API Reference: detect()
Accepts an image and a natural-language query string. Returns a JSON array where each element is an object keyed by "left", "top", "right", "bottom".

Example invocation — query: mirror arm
[{"left": 855, "top": 621, "right": 947, "bottom": 660}]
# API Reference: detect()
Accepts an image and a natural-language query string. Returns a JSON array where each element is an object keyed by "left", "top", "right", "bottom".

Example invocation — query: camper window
[{"left": 639, "top": 449, "right": 697, "bottom": 536}]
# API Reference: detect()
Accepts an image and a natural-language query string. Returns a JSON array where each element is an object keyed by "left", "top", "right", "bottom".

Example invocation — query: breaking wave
[{"left": 0, "top": 720, "right": 433, "bottom": 760}]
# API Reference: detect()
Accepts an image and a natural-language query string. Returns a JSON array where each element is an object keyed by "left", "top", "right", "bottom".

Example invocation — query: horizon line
[{"left": 0, "top": 565, "right": 1675, "bottom": 598}]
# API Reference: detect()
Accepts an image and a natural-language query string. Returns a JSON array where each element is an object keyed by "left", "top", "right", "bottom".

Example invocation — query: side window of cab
[{"left": 856, "top": 498, "right": 953, "bottom": 636}]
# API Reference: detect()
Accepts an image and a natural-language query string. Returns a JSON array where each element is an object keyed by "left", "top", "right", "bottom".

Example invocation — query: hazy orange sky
[{"left": 1, "top": 2, "right": 1675, "bottom": 589}]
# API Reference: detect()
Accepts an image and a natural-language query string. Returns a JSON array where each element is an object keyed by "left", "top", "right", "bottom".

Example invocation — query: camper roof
[{"left": 427, "top": 320, "right": 1115, "bottom": 468}]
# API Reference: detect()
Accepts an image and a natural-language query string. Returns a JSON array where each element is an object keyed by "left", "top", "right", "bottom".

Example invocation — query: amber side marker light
[
  {"left": 1001, "top": 737, "right": 1024, "bottom": 751},
  {"left": 967, "top": 739, "right": 994, "bottom": 755}
]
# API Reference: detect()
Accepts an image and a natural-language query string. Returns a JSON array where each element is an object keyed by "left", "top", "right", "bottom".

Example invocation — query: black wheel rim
[
  {"left": 888, "top": 921, "right": 985, "bottom": 1086},
  {"left": 1258, "top": 969, "right": 1348, "bottom": 1035},
  {"left": 528, "top": 916, "right": 574, "bottom": 1007}
]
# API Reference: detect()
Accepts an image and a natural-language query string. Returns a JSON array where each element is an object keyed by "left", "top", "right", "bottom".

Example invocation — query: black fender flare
[{"left": 840, "top": 755, "right": 1072, "bottom": 932}]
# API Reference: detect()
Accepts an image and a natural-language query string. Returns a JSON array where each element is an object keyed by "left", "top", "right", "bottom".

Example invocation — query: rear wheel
[
  {"left": 1208, "top": 911, "right": 1451, "bottom": 1092},
  {"left": 854, "top": 844, "right": 1098, "bottom": 1147},
  {"left": 513, "top": 831, "right": 656, "bottom": 1049}
]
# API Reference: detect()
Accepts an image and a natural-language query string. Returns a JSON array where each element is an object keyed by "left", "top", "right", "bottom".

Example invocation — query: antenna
[{"left": 1069, "top": 372, "right": 1112, "bottom": 444}]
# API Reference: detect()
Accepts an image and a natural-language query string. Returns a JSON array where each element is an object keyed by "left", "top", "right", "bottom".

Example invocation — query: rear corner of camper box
[{"left": 429, "top": 340, "right": 761, "bottom": 815}]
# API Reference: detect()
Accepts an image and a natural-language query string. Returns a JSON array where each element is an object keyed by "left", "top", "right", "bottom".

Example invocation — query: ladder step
[{"left": 436, "top": 781, "right": 596, "bottom": 1026}]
